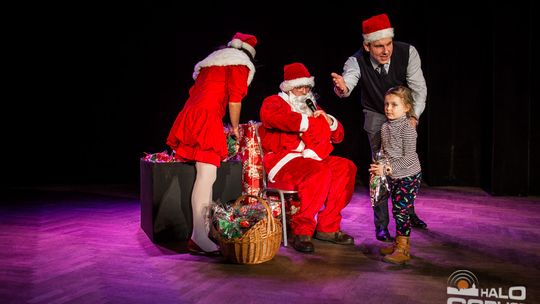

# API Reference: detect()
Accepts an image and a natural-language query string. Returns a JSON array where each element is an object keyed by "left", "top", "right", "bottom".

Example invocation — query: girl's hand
[{"left": 369, "top": 163, "right": 384, "bottom": 176}]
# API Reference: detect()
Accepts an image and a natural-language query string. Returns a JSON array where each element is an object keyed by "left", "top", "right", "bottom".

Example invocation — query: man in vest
[{"left": 331, "top": 13, "right": 428, "bottom": 242}]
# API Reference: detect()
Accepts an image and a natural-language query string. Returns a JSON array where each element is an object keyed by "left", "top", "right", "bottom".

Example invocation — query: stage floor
[{"left": 1, "top": 184, "right": 539, "bottom": 303}]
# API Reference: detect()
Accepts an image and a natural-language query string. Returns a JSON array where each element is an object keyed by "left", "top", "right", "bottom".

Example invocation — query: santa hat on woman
[
  {"left": 362, "top": 13, "right": 395, "bottom": 43},
  {"left": 193, "top": 32, "right": 258, "bottom": 85},
  {"left": 279, "top": 62, "right": 315, "bottom": 92},
  {"left": 227, "top": 32, "right": 258, "bottom": 58}
]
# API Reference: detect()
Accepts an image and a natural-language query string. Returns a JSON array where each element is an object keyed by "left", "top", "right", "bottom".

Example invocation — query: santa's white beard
[{"left": 288, "top": 92, "right": 317, "bottom": 115}]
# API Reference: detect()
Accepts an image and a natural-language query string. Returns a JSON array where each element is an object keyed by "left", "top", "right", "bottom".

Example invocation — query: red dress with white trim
[{"left": 166, "top": 48, "right": 254, "bottom": 167}]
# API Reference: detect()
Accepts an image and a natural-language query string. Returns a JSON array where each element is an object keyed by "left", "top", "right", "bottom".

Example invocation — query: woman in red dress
[{"left": 166, "top": 32, "right": 257, "bottom": 254}]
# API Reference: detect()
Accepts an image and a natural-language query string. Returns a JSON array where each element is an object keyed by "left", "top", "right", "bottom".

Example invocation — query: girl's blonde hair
[{"left": 385, "top": 86, "right": 415, "bottom": 117}]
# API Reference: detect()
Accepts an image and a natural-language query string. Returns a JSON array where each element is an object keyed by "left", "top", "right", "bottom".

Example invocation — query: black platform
[{"left": 139, "top": 160, "right": 242, "bottom": 243}]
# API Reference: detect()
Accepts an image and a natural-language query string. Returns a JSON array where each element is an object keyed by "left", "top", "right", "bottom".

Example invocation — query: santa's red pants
[{"left": 271, "top": 156, "right": 357, "bottom": 236}]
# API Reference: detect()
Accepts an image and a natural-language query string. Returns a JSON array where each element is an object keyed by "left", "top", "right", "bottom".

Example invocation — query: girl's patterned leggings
[{"left": 388, "top": 172, "right": 422, "bottom": 237}]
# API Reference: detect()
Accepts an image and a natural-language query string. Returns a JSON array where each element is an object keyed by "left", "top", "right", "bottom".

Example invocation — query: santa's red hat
[
  {"left": 279, "top": 62, "right": 315, "bottom": 92},
  {"left": 362, "top": 13, "right": 394, "bottom": 43},
  {"left": 228, "top": 32, "right": 257, "bottom": 58}
]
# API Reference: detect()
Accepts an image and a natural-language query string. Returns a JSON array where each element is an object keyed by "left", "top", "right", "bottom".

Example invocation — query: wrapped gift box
[{"left": 140, "top": 159, "right": 242, "bottom": 243}]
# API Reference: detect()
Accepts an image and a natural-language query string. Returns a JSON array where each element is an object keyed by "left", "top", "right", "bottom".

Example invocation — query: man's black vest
[{"left": 353, "top": 41, "right": 410, "bottom": 114}]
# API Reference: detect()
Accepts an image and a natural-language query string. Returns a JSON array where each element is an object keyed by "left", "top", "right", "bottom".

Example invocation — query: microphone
[{"left": 305, "top": 98, "right": 317, "bottom": 113}]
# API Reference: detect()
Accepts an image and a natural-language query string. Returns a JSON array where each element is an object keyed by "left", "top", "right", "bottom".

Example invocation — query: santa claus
[{"left": 259, "top": 62, "right": 357, "bottom": 253}]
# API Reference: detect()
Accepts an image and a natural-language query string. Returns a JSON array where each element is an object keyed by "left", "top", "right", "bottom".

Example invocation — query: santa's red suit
[
  {"left": 259, "top": 92, "right": 357, "bottom": 236},
  {"left": 166, "top": 47, "right": 255, "bottom": 167}
]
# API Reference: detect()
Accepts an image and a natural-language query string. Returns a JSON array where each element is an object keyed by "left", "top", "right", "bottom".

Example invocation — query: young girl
[{"left": 369, "top": 85, "right": 422, "bottom": 264}]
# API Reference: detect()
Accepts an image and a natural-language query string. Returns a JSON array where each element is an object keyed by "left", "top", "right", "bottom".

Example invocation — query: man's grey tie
[{"left": 378, "top": 64, "right": 387, "bottom": 77}]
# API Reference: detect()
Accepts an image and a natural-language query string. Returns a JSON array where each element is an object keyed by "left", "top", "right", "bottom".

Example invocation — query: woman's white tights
[{"left": 191, "top": 162, "right": 219, "bottom": 252}]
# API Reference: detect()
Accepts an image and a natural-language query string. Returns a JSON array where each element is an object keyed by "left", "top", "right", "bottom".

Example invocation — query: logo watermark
[{"left": 447, "top": 270, "right": 527, "bottom": 304}]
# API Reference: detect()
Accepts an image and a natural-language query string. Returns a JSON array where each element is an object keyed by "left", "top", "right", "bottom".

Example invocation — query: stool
[
  {"left": 261, "top": 184, "right": 297, "bottom": 247},
  {"left": 254, "top": 124, "right": 298, "bottom": 247}
]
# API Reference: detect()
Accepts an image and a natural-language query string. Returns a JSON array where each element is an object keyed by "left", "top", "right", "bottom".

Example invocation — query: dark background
[{"left": 5, "top": 1, "right": 538, "bottom": 196}]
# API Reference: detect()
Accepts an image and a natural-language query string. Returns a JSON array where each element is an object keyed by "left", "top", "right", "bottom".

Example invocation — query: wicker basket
[{"left": 219, "top": 195, "right": 282, "bottom": 264}]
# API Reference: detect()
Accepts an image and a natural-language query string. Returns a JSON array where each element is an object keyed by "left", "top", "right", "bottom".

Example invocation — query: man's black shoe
[
  {"left": 292, "top": 234, "right": 315, "bottom": 253},
  {"left": 376, "top": 229, "right": 394, "bottom": 243},
  {"left": 410, "top": 215, "right": 428, "bottom": 229}
]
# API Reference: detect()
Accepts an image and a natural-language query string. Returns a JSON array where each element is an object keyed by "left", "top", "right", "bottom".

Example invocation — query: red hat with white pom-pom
[
  {"left": 362, "top": 13, "right": 394, "bottom": 43},
  {"left": 279, "top": 62, "right": 315, "bottom": 92},
  {"left": 227, "top": 32, "right": 257, "bottom": 58}
]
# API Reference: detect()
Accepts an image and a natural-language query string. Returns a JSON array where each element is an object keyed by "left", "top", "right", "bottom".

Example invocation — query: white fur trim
[
  {"left": 300, "top": 114, "right": 309, "bottom": 132},
  {"left": 277, "top": 92, "right": 309, "bottom": 132},
  {"left": 279, "top": 76, "right": 315, "bottom": 92},
  {"left": 192, "top": 48, "right": 255, "bottom": 85},
  {"left": 294, "top": 141, "right": 305, "bottom": 152},
  {"left": 228, "top": 39, "right": 242, "bottom": 49},
  {"left": 302, "top": 149, "right": 322, "bottom": 161},
  {"left": 242, "top": 42, "right": 256, "bottom": 58},
  {"left": 278, "top": 91, "right": 289, "bottom": 100},
  {"left": 267, "top": 152, "right": 302, "bottom": 183},
  {"left": 227, "top": 38, "right": 256, "bottom": 58},
  {"left": 362, "top": 28, "right": 394, "bottom": 43}
]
